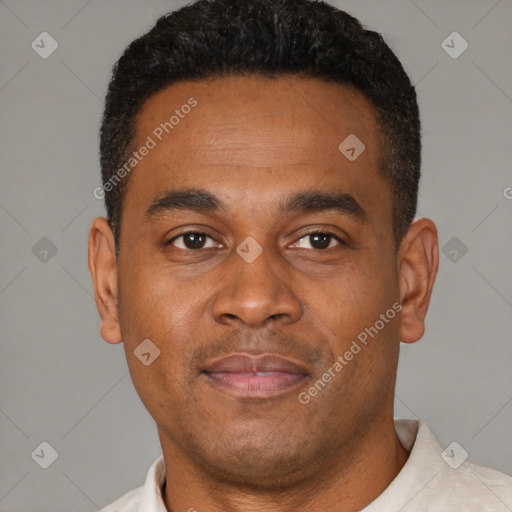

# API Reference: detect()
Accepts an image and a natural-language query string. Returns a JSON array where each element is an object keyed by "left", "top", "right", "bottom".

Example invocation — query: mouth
[{"left": 201, "top": 353, "right": 309, "bottom": 398}]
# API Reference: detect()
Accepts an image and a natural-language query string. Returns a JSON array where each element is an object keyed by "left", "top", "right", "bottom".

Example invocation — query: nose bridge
[
  {"left": 235, "top": 239, "right": 282, "bottom": 293},
  {"left": 211, "top": 238, "right": 302, "bottom": 328}
]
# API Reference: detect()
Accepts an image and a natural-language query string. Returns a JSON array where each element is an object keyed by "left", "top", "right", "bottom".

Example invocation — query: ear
[
  {"left": 397, "top": 218, "right": 439, "bottom": 344},
  {"left": 88, "top": 217, "right": 122, "bottom": 344}
]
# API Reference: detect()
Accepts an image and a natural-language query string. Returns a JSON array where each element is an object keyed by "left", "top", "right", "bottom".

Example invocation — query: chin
[{"left": 190, "top": 431, "right": 314, "bottom": 488}]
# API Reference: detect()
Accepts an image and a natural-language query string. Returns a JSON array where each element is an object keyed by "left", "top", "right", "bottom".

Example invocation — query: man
[{"left": 88, "top": 0, "right": 512, "bottom": 510}]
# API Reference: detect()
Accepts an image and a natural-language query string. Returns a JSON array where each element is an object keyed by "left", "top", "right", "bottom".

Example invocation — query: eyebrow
[
  {"left": 283, "top": 190, "right": 366, "bottom": 224},
  {"left": 146, "top": 188, "right": 224, "bottom": 217},
  {"left": 145, "top": 187, "right": 367, "bottom": 224}
]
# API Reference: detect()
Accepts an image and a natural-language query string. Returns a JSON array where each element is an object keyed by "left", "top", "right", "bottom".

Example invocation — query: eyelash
[{"left": 166, "top": 229, "right": 346, "bottom": 251}]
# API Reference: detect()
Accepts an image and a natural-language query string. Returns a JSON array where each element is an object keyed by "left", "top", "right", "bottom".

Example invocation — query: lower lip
[{"left": 202, "top": 371, "right": 307, "bottom": 398}]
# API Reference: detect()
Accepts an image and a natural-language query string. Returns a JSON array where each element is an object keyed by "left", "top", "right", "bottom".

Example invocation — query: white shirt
[{"left": 99, "top": 419, "right": 512, "bottom": 511}]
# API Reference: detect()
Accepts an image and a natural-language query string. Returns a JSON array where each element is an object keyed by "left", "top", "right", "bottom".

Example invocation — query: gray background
[{"left": 1, "top": 0, "right": 511, "bottom": 510}]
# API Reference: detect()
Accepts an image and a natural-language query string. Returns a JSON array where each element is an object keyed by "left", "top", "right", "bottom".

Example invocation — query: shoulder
[
  {"left": 409, "top": 420, "right": 512, "bottom": 510},
  {"left": 367, "top": 420, "right": 512, "bottom": 511},
  {"left": 440, "top": 459, "right": 512, "bottom": 508},
  {"left": 95, "top": 455, "right": 165, "bottom": 512}
]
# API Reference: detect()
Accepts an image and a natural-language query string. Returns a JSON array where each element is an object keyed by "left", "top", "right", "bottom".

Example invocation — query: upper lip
[{"left": 202, "top": 353, "right": 309, "bottom": 375}]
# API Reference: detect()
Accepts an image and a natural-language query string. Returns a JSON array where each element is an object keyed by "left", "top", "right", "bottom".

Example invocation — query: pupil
[
  {"left": 311, "top": 233, "right": 330, "bottom": 249},
  {"left": 185, "top": 233, "right": 204, "bottom": 249}
]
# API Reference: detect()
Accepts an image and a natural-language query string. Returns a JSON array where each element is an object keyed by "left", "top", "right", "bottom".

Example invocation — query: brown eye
[
  {"left": 310, "top": 233, "right": 331, "bottom": 249},
  {"left": 168, "top": 232, "right": 217, "bottom": 250},
  {"left": 294, "top": 231, "right": 345, "bottom": 250}
]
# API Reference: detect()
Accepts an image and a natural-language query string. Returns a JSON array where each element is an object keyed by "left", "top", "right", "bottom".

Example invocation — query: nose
[{"left": 211, "top": 244, "right": 303, "bottom": 329}]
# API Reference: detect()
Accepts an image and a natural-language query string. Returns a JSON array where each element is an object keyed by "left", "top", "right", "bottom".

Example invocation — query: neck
[{"left": 160, "top": 415, "right": 409, "bottom": 512}]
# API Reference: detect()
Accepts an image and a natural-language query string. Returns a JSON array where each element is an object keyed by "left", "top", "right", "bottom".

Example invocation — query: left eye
[{"left": 293, "top": 231, "right": 344, "bottom": 250}]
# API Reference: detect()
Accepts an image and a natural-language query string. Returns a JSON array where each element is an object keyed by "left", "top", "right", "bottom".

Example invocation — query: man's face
[{"left": 113, "top": 76, "right": 403, "bottom": 481}]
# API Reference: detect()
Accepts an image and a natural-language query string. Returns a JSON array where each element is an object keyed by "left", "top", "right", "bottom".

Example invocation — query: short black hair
[{"left": 99, "top": 0, "right": 421, "bottom": 253}]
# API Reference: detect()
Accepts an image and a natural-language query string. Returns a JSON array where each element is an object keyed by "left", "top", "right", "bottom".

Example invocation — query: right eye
[{"left": 166, "top": 231, "right": 221, "bottom": 250}]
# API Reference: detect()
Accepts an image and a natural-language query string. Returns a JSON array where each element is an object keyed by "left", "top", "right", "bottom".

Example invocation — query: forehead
[
  {"left": 123, "top": 75, "right": 392, "bottom": 236},
  {"left": 135, "top": 75, "right": 379, "bottom": 163}
]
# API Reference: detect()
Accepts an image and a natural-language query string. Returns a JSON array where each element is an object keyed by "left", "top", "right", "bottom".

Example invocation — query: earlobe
[
  {"left": 397, "top": 218, "right": 439, "bottom": 344},
  {"left": 88, "top": 217, "right": 122, "bottom": 344}
]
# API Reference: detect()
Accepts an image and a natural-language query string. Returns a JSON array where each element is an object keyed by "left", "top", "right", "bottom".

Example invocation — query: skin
[{"left": 88, "top": 75, "right": 438, "bottom": 511}]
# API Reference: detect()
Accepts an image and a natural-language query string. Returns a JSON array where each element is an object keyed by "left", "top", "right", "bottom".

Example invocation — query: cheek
[
  {"left": 312, "top": 257, "right": 400, "bottom": 390},
  {"left": 117, "top": 269, "right": 194, "bottom": 416},
  {"left": 118, "top": 263, "right": 184, "bottom": 335},
  {"left": 311, "top": 261, "right": 387, "bottom": 340},
  {"left": 118, "top": 265, "right": 204, "bottom": 367}
]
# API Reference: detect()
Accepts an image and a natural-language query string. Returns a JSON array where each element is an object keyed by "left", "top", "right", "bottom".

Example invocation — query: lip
[{"left": 201, "top": 353, "right": 309, "bottom": 398}]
